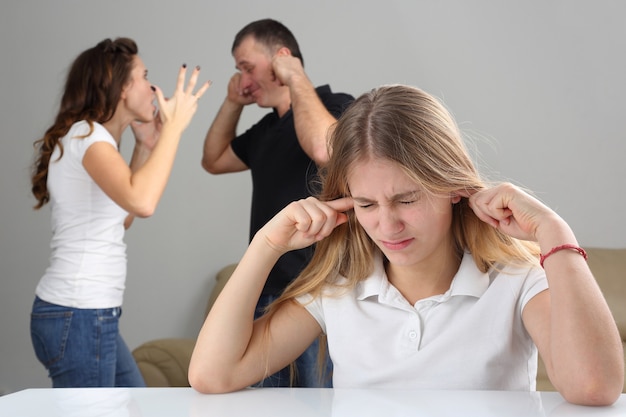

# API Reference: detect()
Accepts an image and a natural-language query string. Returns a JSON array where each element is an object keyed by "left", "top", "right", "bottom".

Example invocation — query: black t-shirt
[{"left": 231, "top": 85, "right": 354, "bottom": 295}]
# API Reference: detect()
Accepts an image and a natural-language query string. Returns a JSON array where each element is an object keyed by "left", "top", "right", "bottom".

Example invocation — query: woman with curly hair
[{"left": 30, "top": 37, "right": 210, "bottom": 387}]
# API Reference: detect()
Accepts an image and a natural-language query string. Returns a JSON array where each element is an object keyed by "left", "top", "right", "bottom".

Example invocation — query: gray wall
[{"left": 1, "top": 0, "right": 625, "bottom": 393}]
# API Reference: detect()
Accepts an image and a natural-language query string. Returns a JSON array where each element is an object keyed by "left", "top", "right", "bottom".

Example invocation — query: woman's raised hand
[
  {"left": 154, "top": 64, "right": 211, "bottom": 131},
  {"left": 261, "top": 197, "right": 353, "bottom": 255}
]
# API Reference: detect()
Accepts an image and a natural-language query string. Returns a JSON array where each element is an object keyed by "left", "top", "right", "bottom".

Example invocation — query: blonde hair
[{"left": 265, "top": 84, "right": 540, "bottom": 382}]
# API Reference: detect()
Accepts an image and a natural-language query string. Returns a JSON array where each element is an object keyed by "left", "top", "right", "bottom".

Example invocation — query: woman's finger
[
  {"left": 185, "top": 65, "right": 200, "bottom": 95},
  {"left": 175, "top": 64, "right": 188, "bottom": 93},
  {"left": 194, "top": 80, "right": 212, "bottom": 101},
  {"left": 151, "top": 85, "right": 167, "bottom": 120}
]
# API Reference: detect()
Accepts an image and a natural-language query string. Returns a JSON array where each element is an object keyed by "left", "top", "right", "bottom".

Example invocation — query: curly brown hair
[{"left": 31, "top": 37, "right": 138, "bottom": 209}]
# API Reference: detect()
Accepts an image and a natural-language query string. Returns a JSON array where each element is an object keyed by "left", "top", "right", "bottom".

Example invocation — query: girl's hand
[
  {"left": 262, "top": 197, "right": 353, "bottom": 254},
  {"left": 155, "top": 64, "right": 211, "bottom": 131},
  {"left": 467, "top": 183, "right": 558, "bottom": 242}
]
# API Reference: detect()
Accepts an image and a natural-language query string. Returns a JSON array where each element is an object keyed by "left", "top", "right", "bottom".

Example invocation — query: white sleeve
[
  {"left": 520, "top": 267, "right": 549, "bottom": 311},
  {"left": 295, "top": 293, "right": 327, "bottom": 334},
  {"left": 72, "top": 122, "right": 117, "bottom": 161},
  {"left": 80, "top": 124, "right": 117, "bottom": 155}
]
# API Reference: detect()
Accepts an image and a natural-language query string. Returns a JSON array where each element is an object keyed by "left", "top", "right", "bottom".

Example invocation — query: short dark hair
[{"left": 232, "top": 18, "right": 304, "bottom": 66}]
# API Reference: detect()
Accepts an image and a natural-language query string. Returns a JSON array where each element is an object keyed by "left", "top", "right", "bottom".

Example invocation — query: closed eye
[
  {"left": 397, "top": 191, "right": 421, "bottom": 205},
  {"left": 352, "top": 190, "right": 421, "bottom": 209},
  {"left": 353, "top": 198, "right": 375, "bottom": 209},
  {"left": 240, "top": 65, "right": 253, "bottom": 74}
]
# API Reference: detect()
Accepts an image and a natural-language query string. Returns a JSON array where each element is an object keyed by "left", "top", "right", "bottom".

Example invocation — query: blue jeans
[
  {"left": 253, "top": 294, "right": 333, "bottom": 388},
  {"left": 30, "top": 296, "right": 145, "bottom": 387}
]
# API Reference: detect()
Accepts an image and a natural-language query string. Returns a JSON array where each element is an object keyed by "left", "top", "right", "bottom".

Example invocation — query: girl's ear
[{"left": 451, "top": 194, "right": 462, "bottom": 204}]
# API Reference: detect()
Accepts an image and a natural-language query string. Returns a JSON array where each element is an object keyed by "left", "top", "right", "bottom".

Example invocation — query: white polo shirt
[{"left": 298, "top": 252, "right": 548, "bottom": 390}]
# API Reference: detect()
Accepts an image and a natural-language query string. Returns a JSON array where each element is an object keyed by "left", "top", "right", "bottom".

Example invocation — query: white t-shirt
[
  {"left": 36, "top": 121, "right": 128, "bottom": 309},
  {"left": 298, "top": 252, "right": 548, "bottom": 391}
]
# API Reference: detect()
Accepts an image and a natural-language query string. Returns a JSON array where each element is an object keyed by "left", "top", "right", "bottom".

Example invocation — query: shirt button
[{"left": 408, "top": 331, "right": 417, "bottom": 340}]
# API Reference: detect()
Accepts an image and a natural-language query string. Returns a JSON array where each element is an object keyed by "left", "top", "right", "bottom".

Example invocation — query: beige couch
[
  {"left": 132, "top": 264, "right": 236, "bottom": 387},
  {"left": 132, "top": 249, "right": 626, "bottom": 391}
]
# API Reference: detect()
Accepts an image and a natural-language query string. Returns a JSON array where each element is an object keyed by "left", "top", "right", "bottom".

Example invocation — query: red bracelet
[{"left": 539, "top": 244, "right": 588, "bottom": 268}]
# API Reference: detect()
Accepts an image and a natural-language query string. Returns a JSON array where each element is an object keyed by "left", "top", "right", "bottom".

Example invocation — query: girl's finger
[
  {"left": 314, "top": 198, "right": 352, "bottom": 237},
  {"left": 297, "top": 199, "right": 328, "bottom": 236},
  {"left": 324, "top": 196, "right": 354, "bottom": 213}
]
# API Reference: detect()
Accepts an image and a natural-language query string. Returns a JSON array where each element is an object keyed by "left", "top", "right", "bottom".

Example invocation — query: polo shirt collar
[{"left": 356, "top": 251, "right": 490, "bottom": 302}]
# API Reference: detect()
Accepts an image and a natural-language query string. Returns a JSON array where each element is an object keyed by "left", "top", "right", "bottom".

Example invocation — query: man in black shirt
[{"left": 201, "top": 18, "right": 354, "bottom": 387}]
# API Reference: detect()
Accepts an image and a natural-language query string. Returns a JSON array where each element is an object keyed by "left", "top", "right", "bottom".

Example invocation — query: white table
[{"left": 0, "top": 387, "right": 624, "bottom": 416}]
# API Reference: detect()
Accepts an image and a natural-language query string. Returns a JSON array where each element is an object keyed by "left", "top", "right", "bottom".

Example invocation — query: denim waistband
[{"left": 33, "top": 296, "right": 122, "bottom": 317}]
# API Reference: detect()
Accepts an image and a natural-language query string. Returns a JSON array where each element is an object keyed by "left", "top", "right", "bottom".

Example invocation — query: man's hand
[
  {"left": 227, "top": 73, "right": 256, "bottom": 106},
  {"left": 272, "top": 50, "right": 307, "bottom": 87}
]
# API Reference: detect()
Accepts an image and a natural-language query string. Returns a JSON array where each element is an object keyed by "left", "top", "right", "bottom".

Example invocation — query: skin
[
  {"left": 82, "top": 57, "right": 210, "bottom": 226},
  {"left": 189, "top": 158, "right": 624, "bottom": 405},
  {"left": 201, "top": 35, "right": 339, "bottom": 175},
  {"left": 232, "top": 36, "right": 290, "bottom": 113},
  {"left": 350, "top": 159, "right": 461, "bottom": 302}
]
